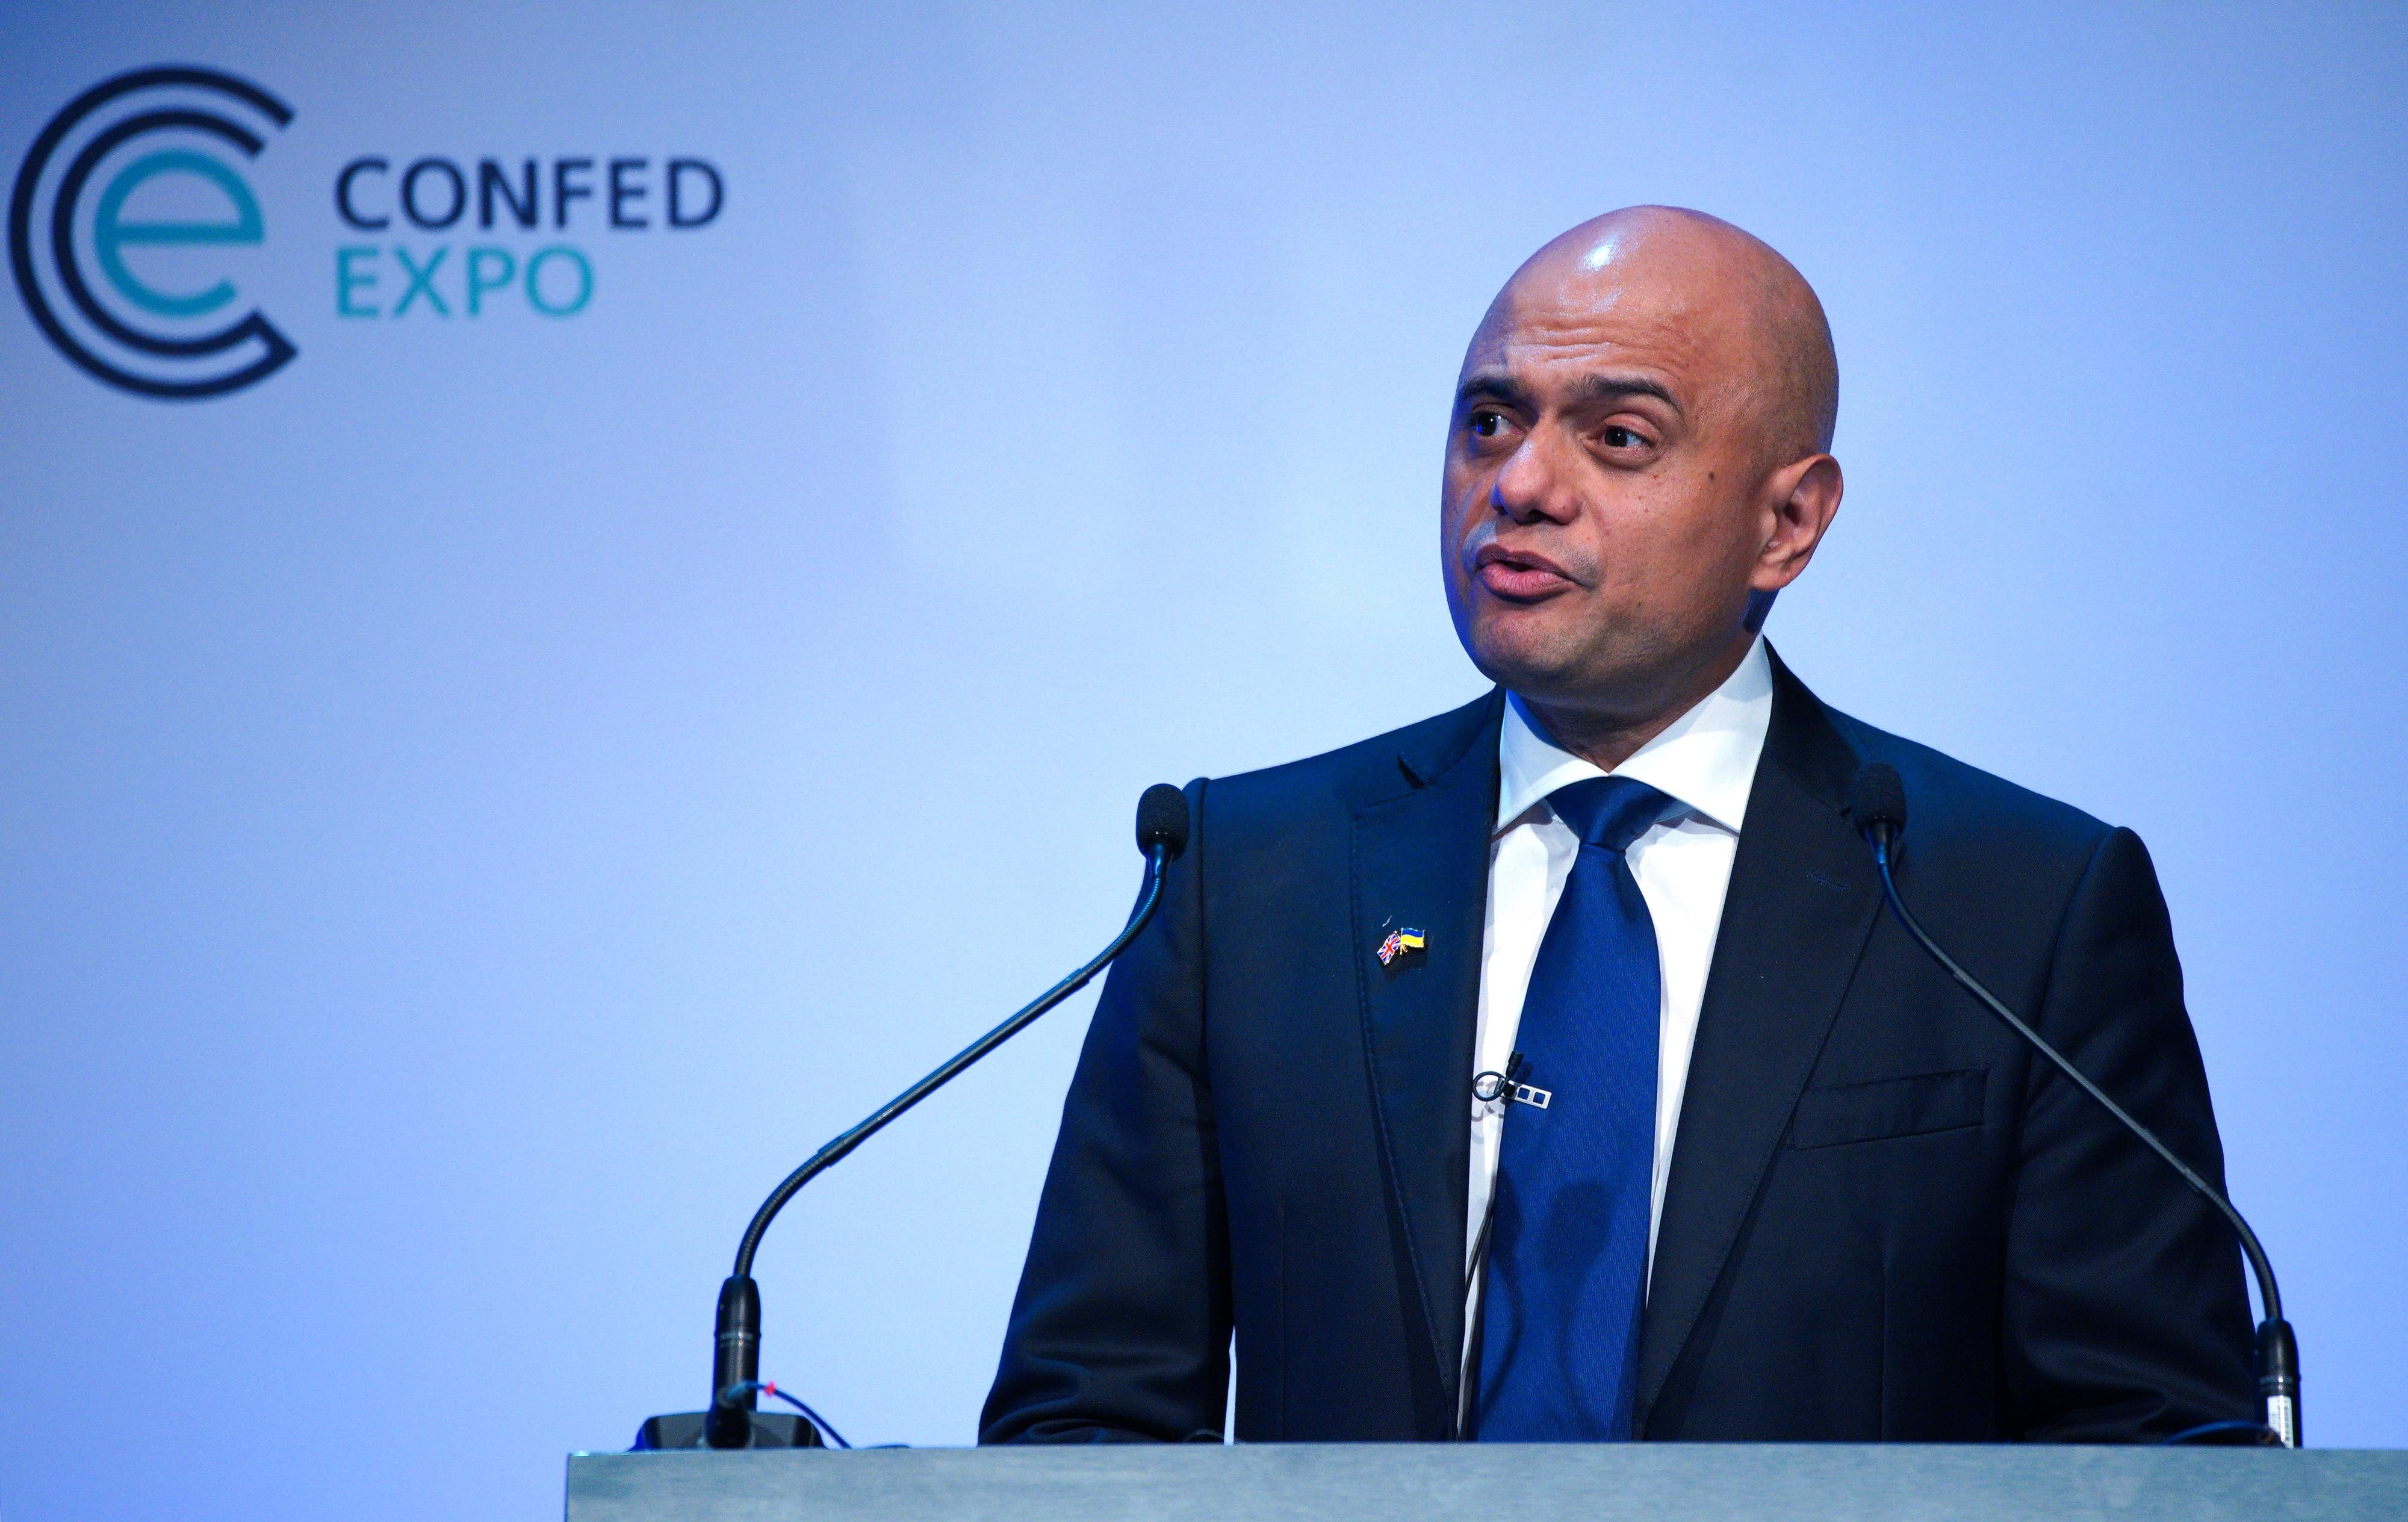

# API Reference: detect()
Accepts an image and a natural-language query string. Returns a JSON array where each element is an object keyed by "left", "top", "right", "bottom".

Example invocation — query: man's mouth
[{"left": 1473, "top": 543, "right": 1578, "bottom": 601}]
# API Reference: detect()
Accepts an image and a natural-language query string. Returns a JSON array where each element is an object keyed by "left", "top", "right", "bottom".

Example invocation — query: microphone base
[{"left": 633, "top": 1411, "right": 826, "bottom": 1450}]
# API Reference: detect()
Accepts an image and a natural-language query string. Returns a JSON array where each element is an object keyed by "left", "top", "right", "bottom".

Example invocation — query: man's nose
[{"left": 1490, "top": 427, "right": 1578, "bottom": 524}]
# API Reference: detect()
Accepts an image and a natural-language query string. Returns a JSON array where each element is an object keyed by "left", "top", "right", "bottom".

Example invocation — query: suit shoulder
[
  {"left": 1202, "top": 688, "right": 1501, "bottom": 822},
  {"left": 1819, "top": 704, "right": 2113, "bottom": 867}
]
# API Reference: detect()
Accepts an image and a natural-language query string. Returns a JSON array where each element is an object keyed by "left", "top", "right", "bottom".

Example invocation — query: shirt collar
[{"left": 1496, "top": 635, "right": 1774, "bottom": 836}]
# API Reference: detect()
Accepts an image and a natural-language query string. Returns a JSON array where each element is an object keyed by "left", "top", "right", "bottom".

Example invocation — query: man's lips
[{"left": 1473, "top": 543, "right": 1578, "bottom": 601}]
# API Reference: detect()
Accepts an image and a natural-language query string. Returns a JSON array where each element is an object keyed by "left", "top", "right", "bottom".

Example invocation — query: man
[{"left": 981, "top": 208, "right": 2255, "bottom": 1443}]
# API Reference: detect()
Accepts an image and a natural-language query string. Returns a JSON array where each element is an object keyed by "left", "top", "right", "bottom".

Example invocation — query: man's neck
[{"left": 1517, "top": 630, "right": 1757, "bottom": 774}]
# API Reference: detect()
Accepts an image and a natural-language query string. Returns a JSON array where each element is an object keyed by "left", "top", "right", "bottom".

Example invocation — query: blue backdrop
[{"left": 3, "top": 2, "right": 2402, "bottom": 1517}]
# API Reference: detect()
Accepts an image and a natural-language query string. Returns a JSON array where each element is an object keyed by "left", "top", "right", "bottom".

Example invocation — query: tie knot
[{"left": 1546, "top": 775, "right": 1677, "bottom": 854}]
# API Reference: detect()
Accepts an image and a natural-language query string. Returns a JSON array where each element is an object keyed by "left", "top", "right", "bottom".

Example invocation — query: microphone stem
[
  {"left": 707, "top": 843, "right": 1175, "bottom": 1445},
  {"left": 731, "top": 841, "right": 1171, "bottom": 1280},
  {"left": 1872, "top": 835, "right": 2297, "bottom": 1445}
]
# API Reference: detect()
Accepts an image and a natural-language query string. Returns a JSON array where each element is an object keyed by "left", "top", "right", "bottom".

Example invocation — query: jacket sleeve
[
  {"left": 2002, "top": 825, "right": 2259, "bottom": 1440},
  {"left": 978, "top": 777, "right": 1230, "bottom": 1443}
]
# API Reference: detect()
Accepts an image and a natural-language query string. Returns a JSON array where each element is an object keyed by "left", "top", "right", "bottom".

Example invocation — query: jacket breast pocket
[{"left": 1787, "top": 1067, "right": 1988, "bottom": 1150}]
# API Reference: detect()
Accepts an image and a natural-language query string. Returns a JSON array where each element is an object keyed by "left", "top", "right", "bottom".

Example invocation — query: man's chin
[{"left": 1462, "top": 623, "right": 1595, "bottom": 700}]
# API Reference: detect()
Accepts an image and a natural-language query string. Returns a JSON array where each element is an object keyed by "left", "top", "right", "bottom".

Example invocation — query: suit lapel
[
  {"left": 1349, "top": 689, "right": 1504, "bottom": 1424},
  {"left": 1636, "top": 648, "right": 1882, "bottom": 1430}
]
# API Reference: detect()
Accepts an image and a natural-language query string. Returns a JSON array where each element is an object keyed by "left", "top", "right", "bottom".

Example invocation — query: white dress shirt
[{"left": 1464, "top": 636, "right": 1774, "bottom": 1341}]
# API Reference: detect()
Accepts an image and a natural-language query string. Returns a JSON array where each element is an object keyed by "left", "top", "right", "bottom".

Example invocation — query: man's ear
[{"left": 1751, "top": 453, "right": 1843, "bottom": 594}]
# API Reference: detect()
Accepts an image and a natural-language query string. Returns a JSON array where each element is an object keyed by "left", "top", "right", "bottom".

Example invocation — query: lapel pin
[{"left": 1376, "top": 927, "right": 1428, "bottom": 966}]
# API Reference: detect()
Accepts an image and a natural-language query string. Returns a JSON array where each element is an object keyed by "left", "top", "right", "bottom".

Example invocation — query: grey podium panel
[{"left": 566, "top": 1443, "right": 2406, "bottom": 1522}]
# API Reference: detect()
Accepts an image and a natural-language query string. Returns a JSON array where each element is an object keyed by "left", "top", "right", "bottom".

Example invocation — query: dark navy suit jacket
[{"left": 982, "top": 650, "right": 2254, "bottom": 1443}]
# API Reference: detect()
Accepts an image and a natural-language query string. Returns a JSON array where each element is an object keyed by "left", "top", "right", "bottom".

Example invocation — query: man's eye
[
  {"left": 1603, "top": 425, "right": 1644, "bottom": 449},
  {"left": 1469, "top": 409, "right": 1505, "bottom": 438}
]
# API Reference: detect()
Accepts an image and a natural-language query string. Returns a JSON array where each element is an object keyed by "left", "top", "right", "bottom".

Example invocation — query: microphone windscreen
[
  {"left": 1846, "top": 762, "right": 1909, "bottom": 839},
  {"left": 1135, "top": 783, "right": 1191, "bottom": 860}
]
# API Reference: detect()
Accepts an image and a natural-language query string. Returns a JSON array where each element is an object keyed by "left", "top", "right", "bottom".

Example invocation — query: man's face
[{"left": 1441, "top": 247, "right": 1785, "bottom": 718}]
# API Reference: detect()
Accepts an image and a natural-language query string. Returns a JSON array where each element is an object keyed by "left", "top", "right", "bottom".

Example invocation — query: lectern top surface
[{"left": 567, "top": 1441, "right": 2404, "bottom": 1522}]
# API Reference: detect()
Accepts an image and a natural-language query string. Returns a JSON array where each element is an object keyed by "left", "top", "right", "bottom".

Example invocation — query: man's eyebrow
[
  {"left": 1454, "top": 371, "right": 1530, "bottom": 411},
  {"left": 1453, "top": 370, "right": 1683, "bottom": 414},
  {"left": 1570, "top": 372, "right": 1682, "bottom": 414}
]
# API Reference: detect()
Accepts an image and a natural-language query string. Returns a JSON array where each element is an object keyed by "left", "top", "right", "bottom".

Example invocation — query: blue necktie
[{"left": 1474, "top": 774, "right": 1673, "bottom": 1441}]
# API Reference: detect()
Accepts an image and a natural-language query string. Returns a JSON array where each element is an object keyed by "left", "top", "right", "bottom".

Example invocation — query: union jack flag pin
[{"left": 1376, "top": 927, "right": 1427, "bottom": 966}]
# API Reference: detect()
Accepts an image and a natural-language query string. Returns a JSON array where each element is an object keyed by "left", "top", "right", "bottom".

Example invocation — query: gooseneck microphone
[
  {"left": 1845, "top": 763, "right": 2299, "bottom": 1447},
  {"left": 683, "top": 783, "right": 1192, "bottom": 1450}
]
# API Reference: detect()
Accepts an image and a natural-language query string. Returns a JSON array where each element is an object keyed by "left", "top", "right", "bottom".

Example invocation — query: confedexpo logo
[
  {"left": 11, "top": 63, "right": 727, "bottom": 400},
  {"left": 10, "top": 66, "right": 296, "bottom": 399},
  {"left": 330, "top": 153, "right": 721, "bottom": 320}
]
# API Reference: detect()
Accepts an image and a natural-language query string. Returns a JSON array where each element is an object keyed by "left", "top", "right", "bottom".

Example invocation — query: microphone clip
[{"left": 1471, "top": 1052, "right": 1553, "bottom": 1110}]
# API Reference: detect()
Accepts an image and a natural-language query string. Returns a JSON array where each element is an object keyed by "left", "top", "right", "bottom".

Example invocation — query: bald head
[
  {"left": 1476, "top": 207, "right": 1838, "bottom": 460},
  {"left": 1440, "top": 207, "right": 1847, "bottom": 767}
]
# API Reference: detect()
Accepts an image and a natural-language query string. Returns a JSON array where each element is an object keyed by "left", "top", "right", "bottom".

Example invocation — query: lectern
[{"left": 566, "top": 1441, "right": 2404, "bottom": 1522}]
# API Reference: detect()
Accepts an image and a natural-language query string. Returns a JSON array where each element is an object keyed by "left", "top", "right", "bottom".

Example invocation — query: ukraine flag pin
[{"left": 1376, "top": 927, "right": 1427, "bottom": 966}]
